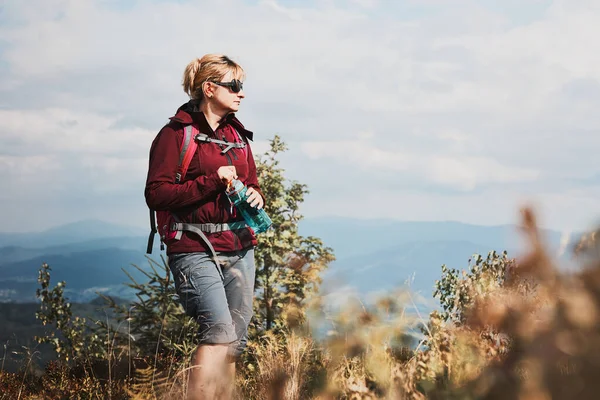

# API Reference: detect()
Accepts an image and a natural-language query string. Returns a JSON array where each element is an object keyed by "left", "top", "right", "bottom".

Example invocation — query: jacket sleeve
[
  {"left": 245, "top": 140, "right": 265, "bottom": 203},
  {"left": 145, "top": 125, "right": 227, "bottom": 210}
]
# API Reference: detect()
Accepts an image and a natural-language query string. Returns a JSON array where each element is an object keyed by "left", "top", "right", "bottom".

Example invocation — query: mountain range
[{"left": 0, "top": 218, "right": 580, "bottom": 304}]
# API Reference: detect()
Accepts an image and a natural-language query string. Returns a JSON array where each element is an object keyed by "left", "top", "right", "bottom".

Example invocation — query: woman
[{"left": 144, "top": 54, "right": 264, "bottom": 399}]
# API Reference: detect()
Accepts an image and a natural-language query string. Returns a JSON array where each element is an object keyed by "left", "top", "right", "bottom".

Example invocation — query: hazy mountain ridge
[
  {"left": 0, "top": 247, "right": 152, "bottom": 302},
  {"left": 322, "top": 239, "right": 519, "bottom": 302},
  {"left": 302, "top": 217, "right": 577, "bottom": 304},
  {"left": 0, "top": 238, "right": 159, "bottom": 303},
  {"left": 0, "top": 236, "right": 150, "bottom": 265},
  {"left": 298, "top": 217, "right": 572, "bottom": 258},
  {"left": 0, "top": 219, "right": 148, "bottom": 248},
  {"left": 0, "top": 218, "right": 578, "bottom": 303}
]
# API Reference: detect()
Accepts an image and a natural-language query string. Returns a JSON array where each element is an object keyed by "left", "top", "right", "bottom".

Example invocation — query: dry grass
[{"left": 237, "top": 330, "right": 318, "bottom": 400}]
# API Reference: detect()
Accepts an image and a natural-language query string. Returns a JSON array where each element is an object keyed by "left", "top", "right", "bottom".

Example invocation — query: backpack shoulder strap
[
  {"left": 147, "top": 124, "right": 198, "bottom": 254},
  {"left": 174, "top": 125, "right": 199, "bottom": 183}
]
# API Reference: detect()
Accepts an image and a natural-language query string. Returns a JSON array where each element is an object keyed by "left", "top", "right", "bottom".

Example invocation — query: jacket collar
[{"left": 169, "top": 100, "right": 254, "bottom": 141}]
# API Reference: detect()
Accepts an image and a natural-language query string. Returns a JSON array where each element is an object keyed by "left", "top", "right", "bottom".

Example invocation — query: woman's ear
[{"left": 203, "top": 81, "right": 214, "bottom": 99}]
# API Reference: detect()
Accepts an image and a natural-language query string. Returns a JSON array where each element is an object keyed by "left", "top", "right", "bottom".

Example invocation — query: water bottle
[{"left": 225, "top": 179, "right": 272, "bottom": 234}]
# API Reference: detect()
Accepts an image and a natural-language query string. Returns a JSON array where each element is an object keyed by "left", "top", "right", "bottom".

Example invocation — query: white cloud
[
  {"left": 348, "top": 0, "right": 379, "bottom": 9},
  {"left": 300, "top": 183, "right": 600, "bottom": 235},
  {"left": 0, "top": 155, "right": 59, "bottom": 176},
  {"left": 0, "top": 109, "right": 153, "bottom": 156},
  {"left": 0, "top": 0, "right": 600, "bottom": 232},
  {"left": 428, "top": 156, "right": 539, "bottom": 190},
  {"left": 301, "top": 139, "right": 539, "bottom": 190}
]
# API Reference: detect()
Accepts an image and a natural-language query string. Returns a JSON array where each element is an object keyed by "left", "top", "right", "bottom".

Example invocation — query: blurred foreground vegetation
[{"left": 4, "top": 207, "right": 600, "bottom": 399}]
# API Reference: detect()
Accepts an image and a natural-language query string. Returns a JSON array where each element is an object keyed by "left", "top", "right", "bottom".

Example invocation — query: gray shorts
[{"left": 168, "top": 248, "right": 255, "bottom": 359}]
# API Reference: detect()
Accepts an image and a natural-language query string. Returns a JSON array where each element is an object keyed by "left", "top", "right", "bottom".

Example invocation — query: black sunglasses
[{"left": 211, "top": 79, "right": 244, "bottom": 93}]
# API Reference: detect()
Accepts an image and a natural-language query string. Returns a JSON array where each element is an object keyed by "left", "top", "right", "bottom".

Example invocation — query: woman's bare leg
[{"left": 187, "top": 344, "right": 229, "bottom": 400}]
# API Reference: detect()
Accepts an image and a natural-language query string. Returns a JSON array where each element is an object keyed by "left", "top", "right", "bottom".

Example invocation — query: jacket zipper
[
  {"left": 219, "top": 128, "right": 240, "bottom": 250},
  {"left": 229, "top": 129, "right": 238, "bottom": 161}
]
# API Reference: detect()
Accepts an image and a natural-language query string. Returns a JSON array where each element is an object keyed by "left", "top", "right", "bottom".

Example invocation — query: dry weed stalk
[{"left": 239, "top": 326, "right": 316, "bottom": 400}]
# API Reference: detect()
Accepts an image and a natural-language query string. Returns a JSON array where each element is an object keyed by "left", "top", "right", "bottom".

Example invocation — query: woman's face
[{"left": 208, "top": 70, "right": 245, "bottom": 114}]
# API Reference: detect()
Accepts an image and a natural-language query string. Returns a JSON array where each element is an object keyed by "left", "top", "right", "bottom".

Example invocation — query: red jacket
[{"left": 144, "top": 100, "right": 263, "bottom": 254}]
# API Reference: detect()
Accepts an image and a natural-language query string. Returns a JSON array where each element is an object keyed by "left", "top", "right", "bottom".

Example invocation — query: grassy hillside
[{"left": 0, "top": 248, "right": 155, "bottom": 302}]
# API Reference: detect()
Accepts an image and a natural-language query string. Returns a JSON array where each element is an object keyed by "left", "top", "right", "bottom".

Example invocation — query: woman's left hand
[{"left": 245, "top": 187, "right": 264, "bottom": 209}]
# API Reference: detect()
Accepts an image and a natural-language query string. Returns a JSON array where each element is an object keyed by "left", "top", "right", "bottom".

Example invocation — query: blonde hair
[{"left": 182, "top": 54, "right": 246, "bottom": 100}]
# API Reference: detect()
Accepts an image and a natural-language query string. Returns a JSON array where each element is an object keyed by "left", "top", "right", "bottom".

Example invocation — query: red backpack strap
[
  {"left": 147, "top": 124, "right": 198, "bottom": 255},
  {"left": 175, "top": 125, "right": 199, "bottom": 183}
]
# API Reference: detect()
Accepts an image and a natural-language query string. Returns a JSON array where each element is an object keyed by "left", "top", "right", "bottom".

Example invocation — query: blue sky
[{"left": 1, "top": 0, "right": 599, "bottom": 234}]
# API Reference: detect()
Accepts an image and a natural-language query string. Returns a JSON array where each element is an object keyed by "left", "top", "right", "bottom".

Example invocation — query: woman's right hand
[{"left": 217, "top": 165, "right": 237, "bottom": 183}]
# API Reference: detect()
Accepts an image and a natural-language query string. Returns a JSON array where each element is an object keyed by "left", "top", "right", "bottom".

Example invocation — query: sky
[{"left": 1, "top": 0, "right": 600, "bottom": 234}]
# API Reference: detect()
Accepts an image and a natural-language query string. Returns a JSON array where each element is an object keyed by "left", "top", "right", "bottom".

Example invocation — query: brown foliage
[{"left": 460, "top": 208, "right": 600, "bottom": 400}]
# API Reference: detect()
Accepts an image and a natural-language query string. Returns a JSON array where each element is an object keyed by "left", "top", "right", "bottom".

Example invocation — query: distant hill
[
  {"left": 298, "top": 217, "right": 572, "bottom": 259},
  {"left": 0, "top": 221, "right": 161, "bottom": 303},
  {"left": 0, "top": 219, "right": 147, "bottom": 248},
  {"left": 322, "top": 239, "right": 516, "bottom": 302},
  {"left": 0, "top": 247, "right": 157, "bottom": 302},
  {"left": 0, "top": 236, "right": 150, "bottom": 264},
  {"left": 300, "top": 217, "right": 580, "bottom": 311}
]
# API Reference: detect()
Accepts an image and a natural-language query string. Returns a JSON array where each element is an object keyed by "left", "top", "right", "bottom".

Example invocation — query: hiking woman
[{"left": 144, "top": 54, "right": 264, "bottom": 399}]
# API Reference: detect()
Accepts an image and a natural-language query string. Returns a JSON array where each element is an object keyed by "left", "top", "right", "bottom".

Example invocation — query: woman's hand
[
  {"left": 245, "top": 187, "right": 264, "bottom": 209},
  {"left": 217, "top": 166, "right": 237, "bottom": 183}
]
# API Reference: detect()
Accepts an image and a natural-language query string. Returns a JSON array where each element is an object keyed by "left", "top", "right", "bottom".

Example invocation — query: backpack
[{"left": 146, "top": 124, "right": 248, "bottom": 256}]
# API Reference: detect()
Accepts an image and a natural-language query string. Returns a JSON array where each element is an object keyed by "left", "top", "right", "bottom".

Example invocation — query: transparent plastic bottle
[{"left": 225, "top": 179, "right": 272, "bottom": 234}]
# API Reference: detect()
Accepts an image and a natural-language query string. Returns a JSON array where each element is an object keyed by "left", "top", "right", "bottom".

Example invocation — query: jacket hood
[{"left": 169, "top": 100, "right": 254, "bottom": 141}]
